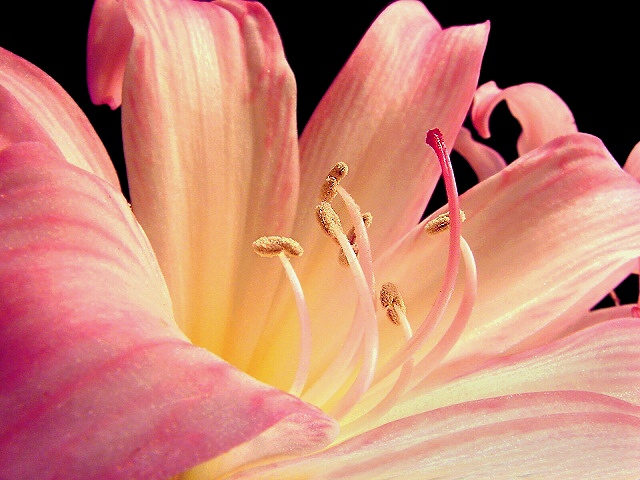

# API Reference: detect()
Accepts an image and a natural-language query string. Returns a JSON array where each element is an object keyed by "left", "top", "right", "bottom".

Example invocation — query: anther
[
  {"left": 424, "top": 210, "right": 466, "bottom": 235},
  {"left": 252, "top": 236, "right": 303, "bottom": 257},
  {"left": 320, "top": 162, "right": 349, "bottom": 202},
  {"left": 379, "top": 282, "right": 406, "bottom": 325},
  {"left": 316, "top": 201, "right": 344, "bottom": 242},
  {"left": 339, "top": 212, "right": 373, "bottom": 266}
]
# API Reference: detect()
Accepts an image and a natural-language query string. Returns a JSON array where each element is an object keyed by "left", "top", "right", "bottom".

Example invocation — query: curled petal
[
  {"left": 0, "top": 47, "right": 119, "bottom": 187},
  {"left": 87, "top": 0, "right": 133, "bottom": 109},
  {"left": 472, "top": 81, "right": 577, "bottom": 156},
  {"left": 229, "top": 391, "right": 640, "bottom": 479},
  {"left": 453, "top": 126, "right": 507, "bottom": 180},
  {"left": 0, "top": 142, "right": 337, "bottom": 479}
]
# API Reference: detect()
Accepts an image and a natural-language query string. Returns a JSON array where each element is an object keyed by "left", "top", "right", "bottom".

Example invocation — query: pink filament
[
  {"left": 329, "top": 225, "right": 378, "bottom": 420},
  {"left": 342, "top": 359, "right": 414, "bottom": 435},
  {"left": 373, "top": 128, "right": 462, "bottom": 384},
  {"left": 410, "top": 236, "right": 477, "bottom": 388},
  {"left": 278, "top": 253, "right": 312, "bottom": 397},
  {"left": 337, "top": 185, "right": 374, "bottom": 289}
]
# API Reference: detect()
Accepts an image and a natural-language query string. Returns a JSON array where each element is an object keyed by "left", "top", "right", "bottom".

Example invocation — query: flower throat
[{"left": 253, "top": 129, "right": 478, "bottom": 429}]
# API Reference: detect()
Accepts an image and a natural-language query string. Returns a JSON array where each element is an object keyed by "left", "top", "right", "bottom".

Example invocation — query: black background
[
  {"left": 1, "top": 2, "right": 638, "bottom": 180},
  {"left": 1, "top": 2, "right": 638, "bottom": 302}
]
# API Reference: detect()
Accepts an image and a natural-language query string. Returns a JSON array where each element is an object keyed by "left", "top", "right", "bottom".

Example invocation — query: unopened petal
[
  {"left": 230, "top": 391, "right": 640, "bottom": 479},
  {"left": 120, "top": 0, "right": 300, "bottom": 373},
  {"left": 0, "top": 47, "right": 119, "bottom": 187},
  {"left": 0, "top": 142, "right": 337, "bottom": 479},
  {"left": 87, "top": 0, "right": 133, "bottom": 109},
  {"left": 472, "top": 81, "right": 577, "bottom": 157}
]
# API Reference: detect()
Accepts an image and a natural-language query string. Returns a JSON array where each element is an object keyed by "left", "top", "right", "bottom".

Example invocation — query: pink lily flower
[{"left": 2, "top": 0, "right": 640, "bottom": 478}]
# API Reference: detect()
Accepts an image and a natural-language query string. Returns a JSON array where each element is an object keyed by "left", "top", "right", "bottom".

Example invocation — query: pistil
[{"left": 374, "top": 128, "right": 463, "bottom": 384}]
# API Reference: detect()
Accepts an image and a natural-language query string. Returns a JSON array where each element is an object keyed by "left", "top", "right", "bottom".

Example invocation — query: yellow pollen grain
[
  {"left": 424, "top": 210, "right": 466, "bottom": 235},
  {"left": 379, "top": 282, "right": 406, "bottom": 325},
  {"left": 320, "top": 176, "right": 339, "bottom": 203},
  {"left": 338, "top": 243, "right": 359, "bottom": 266},
  {"left": 361, "top": 211, "right": 373, "bottom": 228},
  {"left": 316, "top": 201, "right": 343, "bottom": 242},
  {"left": 319, "top": 162, "right": 349, "bottom": 202},
  {"left": 252, "top": 236, "right": 303, "bottom": 257},
  {"left": 328, "top": 162, "right": 349, "bottom": 181}
]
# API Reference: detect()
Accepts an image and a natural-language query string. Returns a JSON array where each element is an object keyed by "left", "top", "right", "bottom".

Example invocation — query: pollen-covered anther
[
  {"left": 316, "top": 201, "right": 344, "bottom": 242},
  {"left": 424, "top": 209, "right": 466, "bottom": 235},
  {"left": 339, "top": 212, "right": 373, "bottom": 266},
  {"left": 338, "top": 243, "right": 358, "bottom": 266},
  {"left": 320, "top": 162, "right": 349, "bottom": 202},
  {"left": 252, "top": 235, "right": 303, "bottom": 257},
  {"left": 379, "top": 282, "right": 406, "bottom": 325}
]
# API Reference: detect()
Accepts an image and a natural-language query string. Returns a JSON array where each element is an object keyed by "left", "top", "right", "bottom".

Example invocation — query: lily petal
[
  {"left": 376, "top": 133, "right": 640, "bottom": 379},
  {"left": 230, "top": 391, "right": 640, "bottom": 479},
  {"left": 472, "top": 81, "right": 577, "bottom": 156},
  {"left": 0, "top": 47, "right": 119, "bottom": 188},
  {"left": 389, "top": 318, "right": 640, "bottom": 425},
  {"left": 297, "top": 2, "right": 489, "bottom": 254},
  {"left": 87, "top": 0, "right": 133, "bottom": 109},
  {"left": 119, "top": 0, "right": 300, "bottom": 371},
  {"left": 0, "top": 142, "right": 337, "bottom": 479}
]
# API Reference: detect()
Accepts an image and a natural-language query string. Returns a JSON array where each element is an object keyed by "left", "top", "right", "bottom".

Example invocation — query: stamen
[
  {"left": 374, "top": 128, "right": 462, "bottom": 384},
  {"left": 425, "top": 210, "right": 466, "bottom": 235},
  {"left": 316, "top": 201, "right": 343, "bottom": 244},
  {"left": 305, "top": 207, "right": 374, "bottom": 407},
  {"left": 328, "top": 228, "right": 379, "bottom": 419},
  {"left": 252, "top": 235, "right": 303, "bottom": 257},
  {"left": 315, "top": 182, "right": 378, "bottom": 419},
  {"left": 339, "top": 212, "right": 373, "bottom": 266},
  {"left": 320, "top": 162, "right": 349, "bottom": 202},
  {"left": 309, "top": 162, "right": 378, "bottom": 418},
  {"left": 336, "top": 187, "right": 374, "bottom": 288},
  {"left": 411, "top": 236, "right": 477, "bottom": 389},
  {"left": 341, "top": 283, "right": 414, "bottom": 434},
  {"left": 341, "top": 359, "right": 414, "bottom": 436},
  {"left": 252, "top": 236, "right": 310, "bottom": 397},
  {"left": 379, "top": 282, "right": 405, "bottom": 324}
]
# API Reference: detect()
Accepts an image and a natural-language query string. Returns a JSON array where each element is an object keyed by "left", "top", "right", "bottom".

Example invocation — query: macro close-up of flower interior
[{"left": 1, "top": 1, "right": 639, "bottom": 479}]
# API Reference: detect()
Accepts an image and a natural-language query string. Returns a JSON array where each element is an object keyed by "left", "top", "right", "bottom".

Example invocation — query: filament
[
  {"left": 410, "top": 235, "right": 477, "bottom": 389},
  {"left": 328, "top": 228, "right": 379, "bottom": 419},
  {"left": 252, "top": 236, "right": 310, "bottom": 397},
  {"left": 277, "top": 252, "right": 312, "bottom": 397}
]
